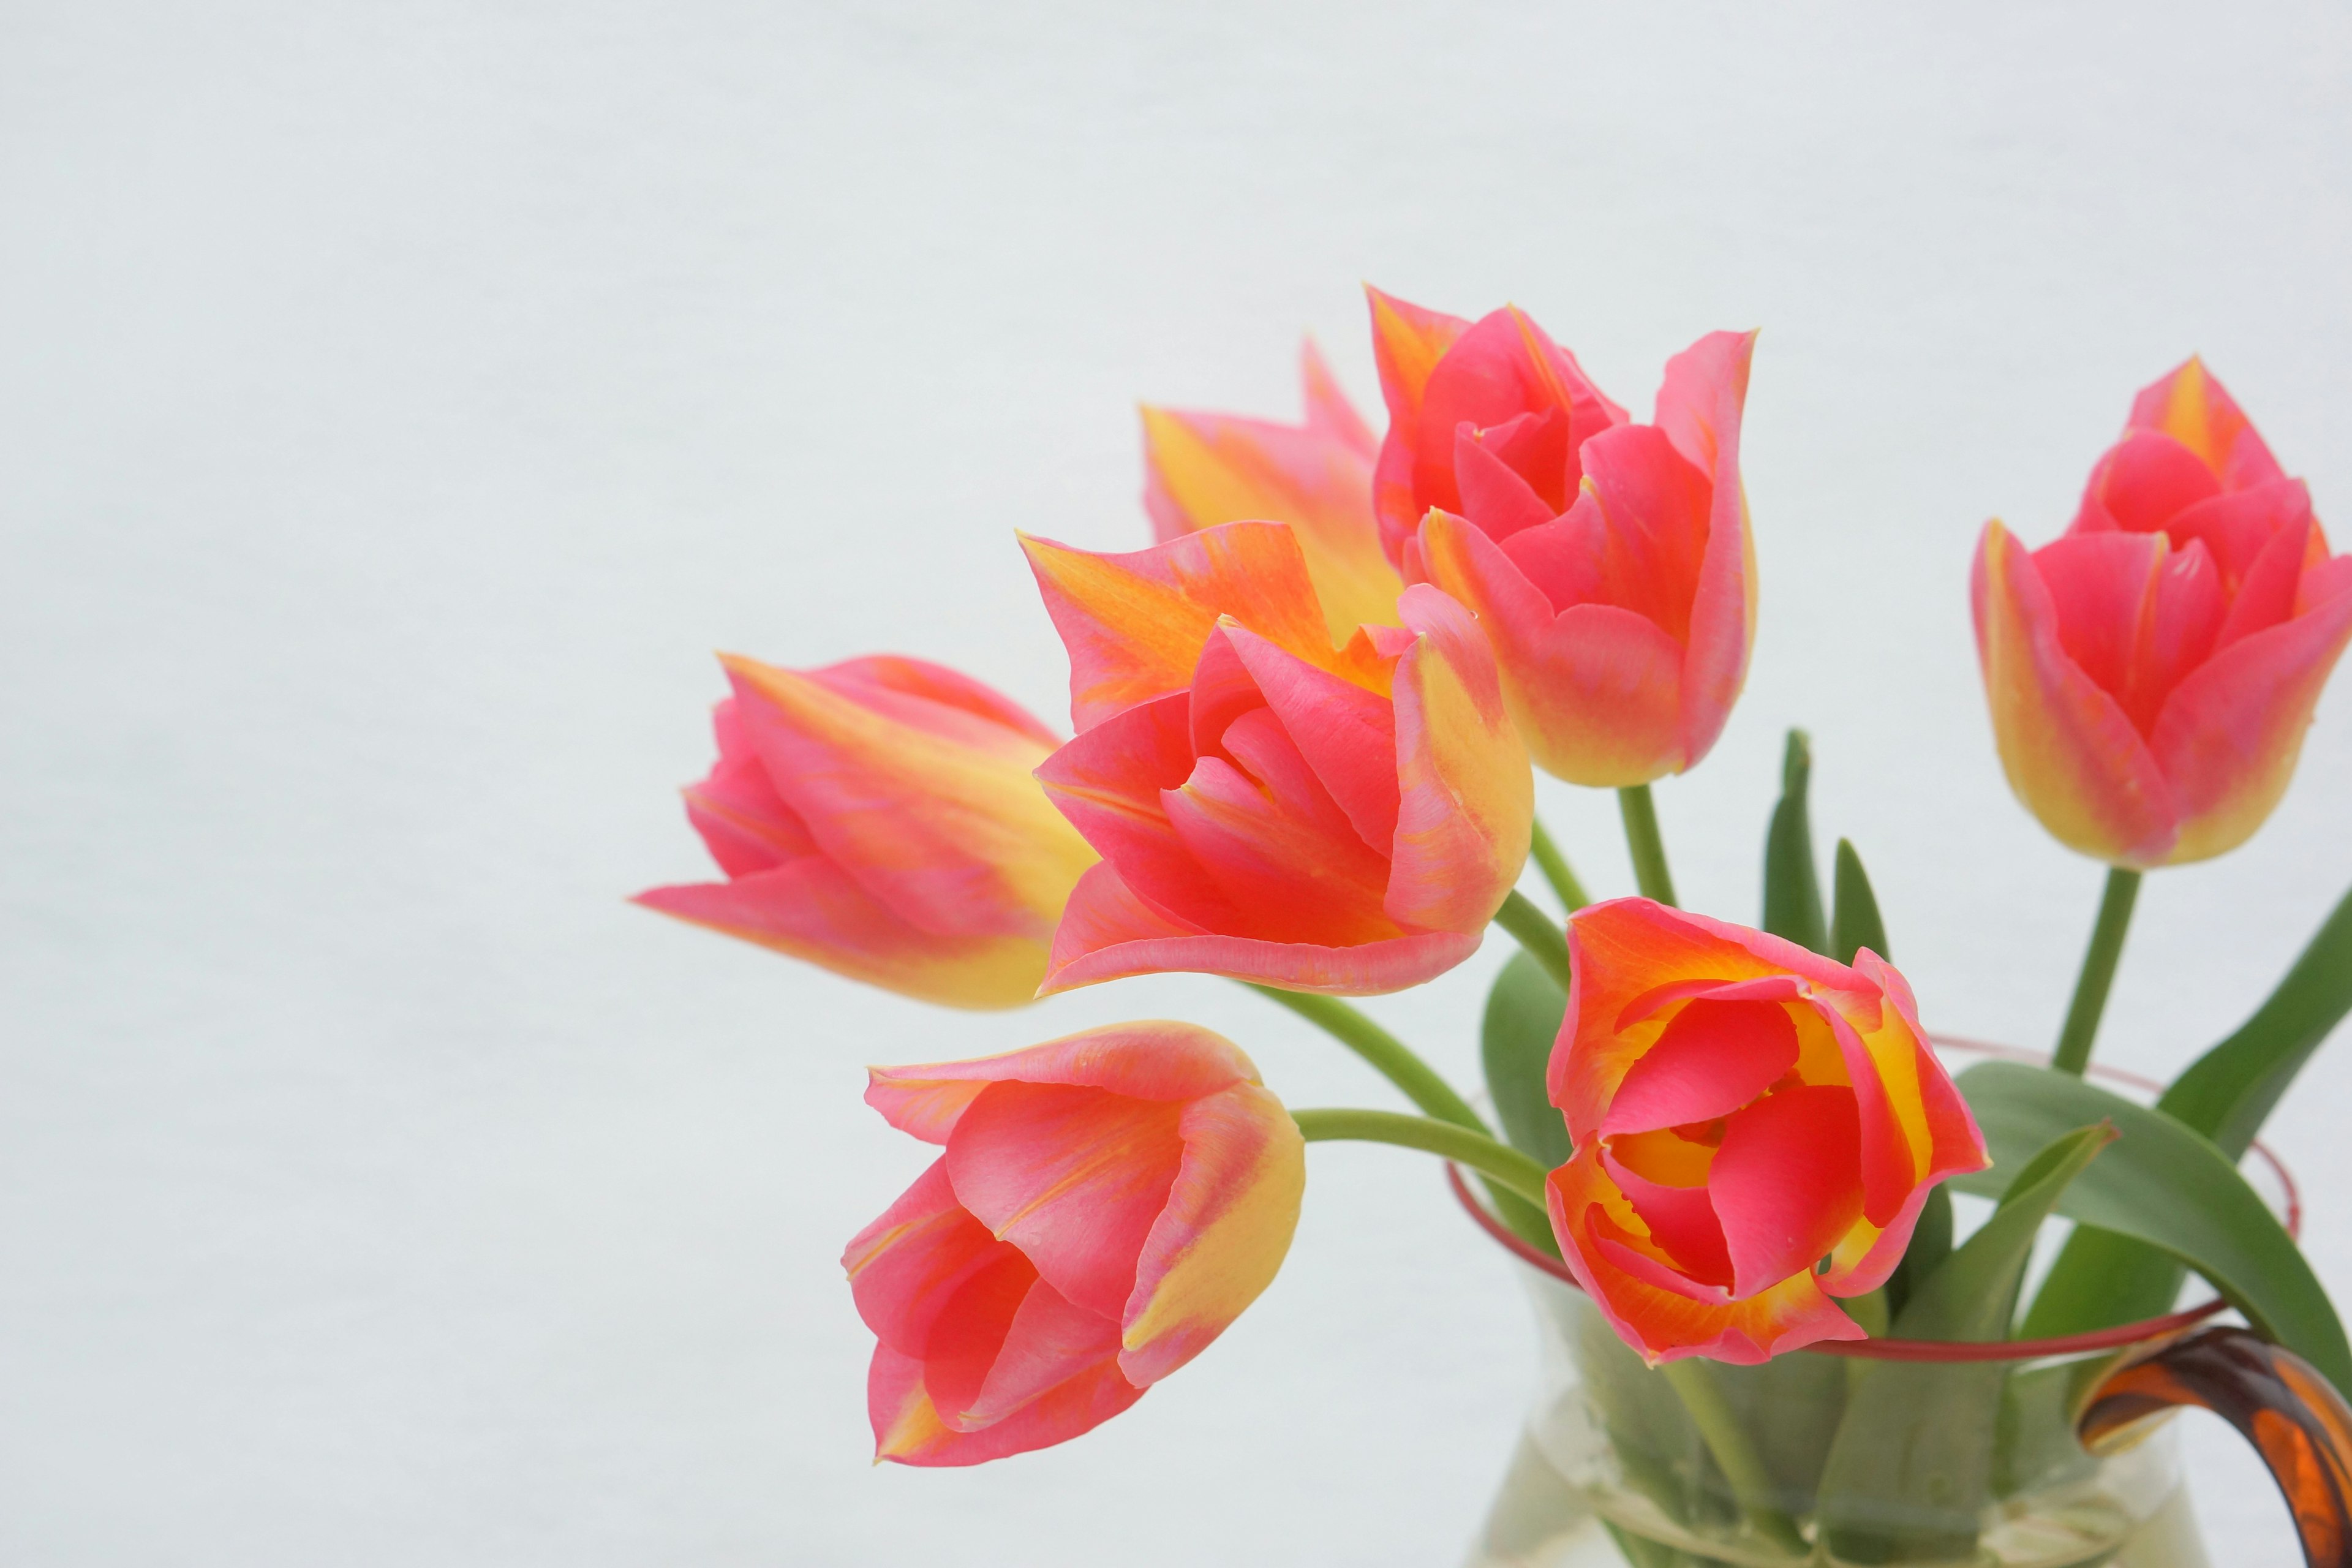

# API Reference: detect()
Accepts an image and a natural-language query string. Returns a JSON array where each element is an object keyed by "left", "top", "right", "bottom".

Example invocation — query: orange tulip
[
  {"left": 633, "top": 655, "right": 1096, "bottom": 1008},
  {"left": 1367, "top": 288, "right": 1760, "bottom": 786},
  {"left": 1547, "top": 899, "right": 1988, "bottom": 1365},
  {"left": 1142, "top": 339, "right": 1403, "bottom": 642},
  {"left": 846, "top": 1022, "right": 1304, "bottom": 1466},
  {"left": 1973, "top": 360, "right": 2352, "bottom": 867}
]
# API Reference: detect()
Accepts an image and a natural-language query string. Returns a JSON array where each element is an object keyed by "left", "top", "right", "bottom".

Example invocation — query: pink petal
[
  {"left": 959, "top": 1275, "right": 1126, "bottom": 1430},
  {"left": 1600, "top": 1146, "right": 1733, "bottom": 1289},
  {"left": 842, "top": 1159, "right": 1024, "bottom": 1356},
  {"left": 2215, "top": 510, "right": 2318, "bottom": 651},
  {"left": 1161, "top": 748, "right": 1400, "bottom": 946},
  {"left": 903, "top": 1248, "right": 1039, "bottom": 1425},
  {"left": 1599, "top": 998, "right": 1800, "bottom": 1136},
  {"left": 682, "top": 782, "right": 812, "bottom": 878},
  {"left": 1971, "top": 521, "right": 2179, "bottom": 866},
  {"left": 2149, "top": 574, "right": 2352, "bottom": 864},
  {"left": 1120, "top": 1081, "right": 1305, "bottom": 1385},
  {"left": 1042, "top": 898, "right": 1480, "bottom": 997},
  {"left": 682, "top": 697, "right": 817, "bottom": 874},
  {"left": 1420, "top": 494, "right": 1691, "bottom": 785},
  {"left": 719, "top": 654, "right": 1087, "bottom": 938},
  {"left": 1553, "top": 900, "right": 1856, "bottom": 1141},
  {"left": 1577, "top": 423, "right": 1711, "bottom": 643},
  {"left": 2125, "top": 356, "right": 2285, "bottom": 491},
  {"left": 1819, "top": 1001, "right": 1918, "bottom": 1227},
  {"left": 631, "top": 861, "right": 1052, "bottom": 1012},
  {"left": 865, "top": 1021, "right": 1262, "bottom": 1140},
  {"left": 1652, "top": 329, "right": 1758, "bottom": 772},
  {"left": 2080, "top": 430, "right": 2223, "bottom": 535},
  {"left": 1384, "top": 585, "right": 1533, "bottom": 935},
  {"left": 867, "top": 1342, "right": 1145, "bottom": 1468},
  {"left": 1218, "top": 624, "right": 1401, "bottom": 853},
  {"left": 2032, "top": 531, "right": 2165, "bottom": 702},
  {"left": 811, "top": 655, "right": 1066, "bottom": 752},
  {"left": 2158, "top": 479, "right": 2313, "bottom": 594},
  {"left": 1020, "top": 522, "right": 1341, "bottom": 731},
  {"left": 1366, "top": 288, "right": 1474, "bottom": 556},
  {"left": 1035, "top": 692, "right": 1241, "bottom": 933},
  {"left": 1500, "top": 491, "right": 1609, "bottom": 611},
  {"left": 1412, "top": 310, "right": 1615, "bottom": 526},
  {"left": 1520, "top": 603, "right": 1689, "bottom": 785},
  {"left": 1708, "top": 1084, "right": 1865, "bottom": 1298},
  {"left": 1547, "top": 1148, "right": 1864, "bottom": 1365},
  {"left": 944, "top": 1082, "right": 1186, "bottom": 1321},
  {"left": 1454, "top": 410, "right": 1571, "bottom": 530}
]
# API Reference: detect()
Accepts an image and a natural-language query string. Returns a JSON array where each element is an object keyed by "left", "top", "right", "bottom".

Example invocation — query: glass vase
[{"left": 1456, "top": 1197, "right": 2350, "bottom": 1568}]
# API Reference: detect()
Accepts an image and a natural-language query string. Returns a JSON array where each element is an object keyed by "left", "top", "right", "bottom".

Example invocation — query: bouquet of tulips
[{"left": 636, "top": 290, "right": 2352, "bottom": 1563}]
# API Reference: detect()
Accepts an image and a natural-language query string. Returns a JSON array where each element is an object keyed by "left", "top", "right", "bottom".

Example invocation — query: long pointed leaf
[
  {"left": 1762, "top": 730, "right": 1827, "bottom": 955},
  {"left": 1818, "top": 1125, "right": 2114, "bottom": 1562},
  {"left": 2024, "top": 881, "right": 2352, "bottom": 1336},
  {"left": 1880, "top": 1182, "right": 1950, "bottom": 1319},
  {"left": 1830, "top": 838, "right": 1888, "bottom": 965},
  {"left": 2161, "top": 878, "right": 2352, "bottom": 1158},
  {"left": 1953, "top": 1062, "right": 2351, "bottom": 1394}
]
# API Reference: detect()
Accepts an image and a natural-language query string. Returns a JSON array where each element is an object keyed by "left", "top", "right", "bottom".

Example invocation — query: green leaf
[
  {"left": 1880, "top": 1182, "right": 1951, "bottom": 1319},
  {"left": 1952, "top": 1061, "right": 2352, "bottom": 1394},
  {"left": 1830, "top": 838, "right": 1888, "bottom": 965},
  {"left": 1482, "top": 949, "right": 1574, "bottom": 1170},
  {"left": 2160, "top": 878, "right": 2352, "bottom": 1159},
  {"left": 1762, "top": 729, "right": 1827, "bottom": 955},
  {"left": 1817, "top": 1124, "right": 2114, "bottom": 1563},
  {"left": 2022, "top": 881, "right": 2352, "bottom": 1338}
]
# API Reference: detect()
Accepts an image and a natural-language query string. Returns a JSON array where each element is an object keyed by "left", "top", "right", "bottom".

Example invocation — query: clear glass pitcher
[{"left": 1456, "top": 1189, "right": 2351, "bottom": 1568}]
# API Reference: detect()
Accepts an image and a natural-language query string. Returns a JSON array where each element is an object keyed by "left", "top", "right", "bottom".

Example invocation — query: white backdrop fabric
[{"left": 7, "top": 4, "right": 2351, "bottom": 1564}]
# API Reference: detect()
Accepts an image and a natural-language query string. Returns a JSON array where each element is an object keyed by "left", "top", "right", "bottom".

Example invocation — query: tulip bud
[
  {"left": 1973, "top": 360, "right": 2352, "bottom": 867},
  {"left": 845, "top": 1022, "right": 1305, "bottom": 1466},
  {"left": 633, "top": 654, "right": 1096, "bottom": 1009},
  {"left": 1368, "top": 288, "right": 1760, "bottom": 787}
]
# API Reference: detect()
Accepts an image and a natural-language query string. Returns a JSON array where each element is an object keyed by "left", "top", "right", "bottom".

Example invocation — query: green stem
[
  {"left": 1529, "top": 816, "right": 1591, "bottom": 911},
  {"left": 1242, "top": 985, "right": 1487, "bottom": 1133},
  {"left": 1657, "top": 1359, "right": 1809, "bottom": 1556},
  {"left": 1246, "top": 985, "right": 1560, "bottom": 1254},
  {"left": 2051, "top": 867, "right": 2142, "bottom": 1076},
  {"left": 1291, "top": 1107, "right": 1551, "bottom": 1208},
  {"left": 1493, "top": 889, "right": 1574, "bottom": 993},
  {"left": 1618, "top": 784, "right": 1678, "bottom": 907}
]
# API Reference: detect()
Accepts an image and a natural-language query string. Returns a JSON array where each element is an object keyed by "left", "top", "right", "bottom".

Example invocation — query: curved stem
[
  {"left": 1242, "top": 985, "right": 1487, "bottom": 1133},
  {"left": 1291, "top": 1107, "right": 1551, "bottom": 1208},
  {"left": 1657, "top": 1359, "right": 1810, "bottom": 1556},
  {"left": 1493, "top": 888, "right": 1574, "bottom": 993},
  {"left": 2052, "top": 867, "right": 2141, "bottom": 1076},
  {"left": 1529, "top": 816, "right": 1591, "bottom": 911},
  {"left": 1618, "top": 784, "right": 1678, "bottom": 907}
]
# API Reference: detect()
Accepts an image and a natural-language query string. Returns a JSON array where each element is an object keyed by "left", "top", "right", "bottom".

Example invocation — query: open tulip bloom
[{"left": 636, "top": 292, "right": 2352, "bottom": 1560}]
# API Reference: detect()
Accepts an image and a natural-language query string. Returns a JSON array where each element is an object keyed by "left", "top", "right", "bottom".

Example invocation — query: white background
[{"left": 6, "top": 4, "right": 2351, "bottom": 1563}]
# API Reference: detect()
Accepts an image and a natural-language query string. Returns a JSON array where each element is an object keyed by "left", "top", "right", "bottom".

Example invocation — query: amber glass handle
[{"left": 2079, "top": 1327, "right": 2352, "bottom": 1568}]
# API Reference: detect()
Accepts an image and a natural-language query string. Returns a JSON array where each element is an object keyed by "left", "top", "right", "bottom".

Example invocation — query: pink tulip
[
  {"left": 1143, "top": 338, "right": 1404, "bottom": 643},
  {"left": 1973, "top": 359, "right": 2352, "bottom": 867},
  {"left": 845, "top": 1021, "right": 1305, "bottom": 1466},
  {"left": 633, "top": 654, "right": 1097, "bottom": 1009},
  {"left": 1547, "top": 900, "right": 1988, "bottom": 1365},
  {"left": 1021, "top": 520, "right": 1532, "bottom": 995},
  {"left": 1366, "top": 288, "right": 1760, "bottom": 786}
]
